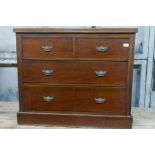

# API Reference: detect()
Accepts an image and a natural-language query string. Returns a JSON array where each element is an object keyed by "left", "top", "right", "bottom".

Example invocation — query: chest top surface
[{"left": 13, "top": 28, "right": 138, "bottom": 34}]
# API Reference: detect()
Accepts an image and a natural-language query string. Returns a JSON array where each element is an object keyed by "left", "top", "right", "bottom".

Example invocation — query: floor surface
[{"left": 0, "top": 102, "right": 155, "bottom": 129}]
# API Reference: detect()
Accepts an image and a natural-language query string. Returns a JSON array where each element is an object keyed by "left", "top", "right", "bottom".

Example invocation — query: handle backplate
[
  {"left": 95, "top": 70, "right": 107, "bottom": 77},
  {"left": 95, "top": 98, "right": 106, "bottom": 104},
  {"left": 42, "top": 46, "right": 53, "bottom": 52},
  {"left": 42, "top": 69, "right": 53, "bottom": 76},
  {"left": 96, "top": 46, "right": 108, "bottom": 52},
  {"left": 43, "top": 96, "right": 54, "bottom": 102}
]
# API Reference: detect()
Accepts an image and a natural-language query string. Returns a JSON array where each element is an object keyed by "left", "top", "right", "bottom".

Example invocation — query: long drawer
[
  {"left": 22, "top": 85, "right": 126, "bottom": 115},
  {"left": 22, "top": 60, "right": 127, "bottom": 86}
]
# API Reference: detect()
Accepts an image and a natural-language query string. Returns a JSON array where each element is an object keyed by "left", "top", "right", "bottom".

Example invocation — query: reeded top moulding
[{"left": 13, "top": 28, "right": 138, "bottom": 34}]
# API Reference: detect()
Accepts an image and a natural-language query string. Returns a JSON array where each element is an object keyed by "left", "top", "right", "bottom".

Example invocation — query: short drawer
[
  {"left": 22, "top": 38, "right": 73, "bottom": 59},
  {"left": 22, "top": 61, "right": 127, "bottom": 87},
  {"left": 76, "top": 39, "right": 129, "bottom": 59},
  {"left": 22, "top": 85, "right": 126, "bottom": 115}
]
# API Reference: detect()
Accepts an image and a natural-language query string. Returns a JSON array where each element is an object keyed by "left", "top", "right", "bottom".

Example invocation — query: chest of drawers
[{"left": 14, "top": 28, "right": 137, "bottom": 128}]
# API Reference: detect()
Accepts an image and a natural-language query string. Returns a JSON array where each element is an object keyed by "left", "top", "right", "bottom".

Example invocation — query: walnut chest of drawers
[{"left": 14, "top": 28, "right": 137, "bottom": 128}]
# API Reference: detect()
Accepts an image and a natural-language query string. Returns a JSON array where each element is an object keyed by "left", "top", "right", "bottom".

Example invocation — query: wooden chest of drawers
[{"left": 14, "top": 28, "right": 137, "bottom": 128}]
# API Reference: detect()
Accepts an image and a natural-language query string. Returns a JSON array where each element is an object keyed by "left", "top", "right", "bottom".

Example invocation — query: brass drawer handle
[
  {"left": 42, "top": 69, "right": 53, "bottom": 76},
  {"left": 42, "top": 45, "right": 53, "bottom": 52},
  {"left": 96, "top": 46, "right": 108, "bottom": 52},
  {"left": 95, "top": 70, "right": 107, "bottom": 77},
  {"left": 95, "top": 98, "right": 106, "bottom": 104},
  {"left": 43, "top": 96, "right": 54, "bottom": 102}
]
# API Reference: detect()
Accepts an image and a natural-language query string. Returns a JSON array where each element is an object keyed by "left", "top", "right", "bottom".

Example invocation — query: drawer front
[
  {"left": 23, "top": 85, "right": 126, "bottom": 115},
  {"left": 22, "top": 38, "right": 73, "bottom": 59},
  {"left": 76, "top": 39, "right": 129, "bottom": 59},
  {"left": 22, "top": 61, "right": 127, "bottom": 86}
]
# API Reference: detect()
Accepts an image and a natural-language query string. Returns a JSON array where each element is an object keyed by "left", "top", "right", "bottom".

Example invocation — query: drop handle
[
  {"left": 95, "top": 98, "right": 106, "bottom": 104},
  {"left": 43, "top": 96, "right": 54, "bottom": 103},
  {"left": 42, "top": 69, "right": 53, "bottom": 76},
  {"left": 96, "top": 46, "right": 108, "bottom": 52},
  {"left": 42, "top": 40, "right": 53, "bottom": 52},
  {"left": 95, "top": 70, "right": 107, "bottom": 77},
  {"left": 42, "top": 45, "right": 53, "bottom": 52}
]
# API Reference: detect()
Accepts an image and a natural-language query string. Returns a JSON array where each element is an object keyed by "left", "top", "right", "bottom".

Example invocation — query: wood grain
[
  {"left": 17, "top": 112, "right": 133, "bottom": 128},
  {"left": 22, "top": 60, "right": 127, "bottom": 86},
  {"left": 76, "top": 38, "right": 129, "bottom": 59},
  {"left": 13, "top": 28, "right": 138, "bottom": 34},
  {"left": 22, "top": 85, "right": 126, "bottom": 115},
  {"left": 22, "top": 38, "right": 73, "bottom": 59}
]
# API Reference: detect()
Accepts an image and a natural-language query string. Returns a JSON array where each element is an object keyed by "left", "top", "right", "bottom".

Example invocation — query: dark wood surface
[
  {"left": 126, "top": 34, "right": 136, "bottom": 115},
  {"left": 76, "top": 38, "right": 129, "bottom": 59},
  {"left": 14, "top": 28, "right": 137, "bottom": 128},
  {"left": 13, "top": 28, "right": 138, "bottom": 34},
  {"left": 21, "top": 33, "right": 131, "bottom": 39},
  {"left": 16, "top": 34, "right": 23, "bottom": 111},
  {"left": 22, "top": 37, "right": 129, "bottom": 60},
  {"left": 22, "top": 85, "right": 126, "bottom": 114},
  {"left": 17, "top": 112, "right": 133, "bottom": 128},
  {"left": 22, "top": 38, "right": 73, "bottom": 59},
  {"left": 22, "top": 60, "right": 127, "bottom": 86}
]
